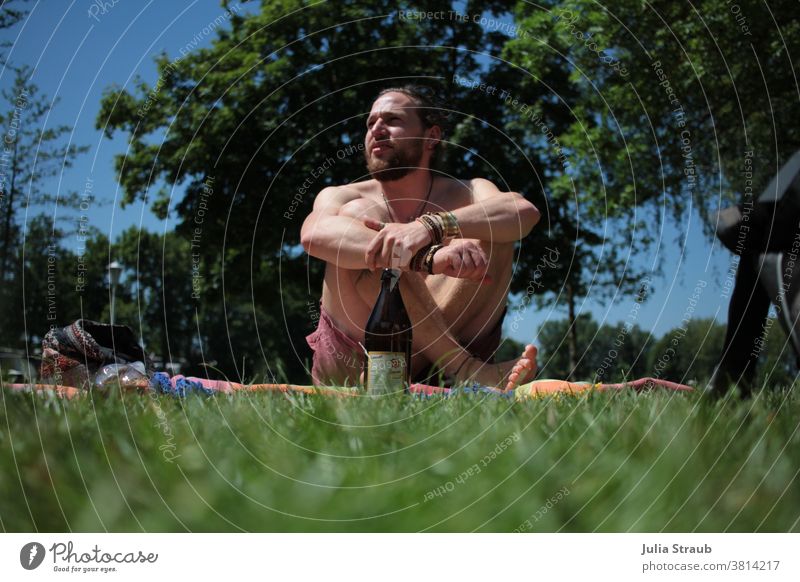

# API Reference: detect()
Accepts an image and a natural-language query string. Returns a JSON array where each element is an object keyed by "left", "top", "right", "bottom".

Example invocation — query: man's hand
[
  {"left": 362, "top": 219, "right": 491, "bottom": 283},
  {"left": 433, "top": 239, "right": 492, "bottom": 284},
  {"left": 363, "top": 217, "right": 432, "bottom": 270}
]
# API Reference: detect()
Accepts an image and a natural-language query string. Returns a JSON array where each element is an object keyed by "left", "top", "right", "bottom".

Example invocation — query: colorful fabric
[
  {"left": 513, "top": 377, "right": 694, "bottom": 398},
  {"left": 3, "top": 376, "right": 692, "bottom": 400},
  {"left": 40, "top": 319, "right": 150, "bottom": 388},
  {"left": 305, "top": 305, "right": 364, "bottom": 387},
  {"left": 150, "top": 372, "right": 215, "bottom": 397}
]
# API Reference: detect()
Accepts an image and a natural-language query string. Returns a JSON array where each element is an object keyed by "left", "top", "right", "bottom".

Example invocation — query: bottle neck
[{"left": 381, "top": 268, "right": 400, "bottom": 291}]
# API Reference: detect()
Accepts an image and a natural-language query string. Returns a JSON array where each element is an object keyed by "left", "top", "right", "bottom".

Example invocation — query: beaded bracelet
[
  {"left": 435, "top": 211, "right": 460, "bottom": 238},
  {"left": 410, "top": 245, "right": 430, "bottom": 272},
  {"left": 416, "top": 214, "right": 444, "bottom": 244},
  {"left": 423, "top": 244, "right": 444, "bottom": 274}
]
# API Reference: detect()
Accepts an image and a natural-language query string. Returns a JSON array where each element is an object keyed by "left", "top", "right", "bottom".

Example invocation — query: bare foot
[
  {"left": 501, "top": 344, "right": 538, "bottom": 391},
  {"left": 469, "top": 344, "right": 538, "bottom": 390}
]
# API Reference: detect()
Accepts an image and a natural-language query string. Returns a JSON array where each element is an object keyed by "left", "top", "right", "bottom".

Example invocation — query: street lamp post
[{"left": 107, "top": 261, "right": 122, "bottom": 325}]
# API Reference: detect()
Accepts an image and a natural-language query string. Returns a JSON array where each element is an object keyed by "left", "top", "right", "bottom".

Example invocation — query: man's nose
[{"left": 371, "top": 118, "right": 389, "bottom": 138}]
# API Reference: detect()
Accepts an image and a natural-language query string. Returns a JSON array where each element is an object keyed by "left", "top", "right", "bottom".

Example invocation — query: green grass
[{"left": 1, "top": 386, "right": 799, "bottom": 532}]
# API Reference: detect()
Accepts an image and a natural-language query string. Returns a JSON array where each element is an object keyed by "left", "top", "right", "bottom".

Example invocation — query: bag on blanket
[{"left": 40, "top": 319, "right": 150, "bottom": 389}]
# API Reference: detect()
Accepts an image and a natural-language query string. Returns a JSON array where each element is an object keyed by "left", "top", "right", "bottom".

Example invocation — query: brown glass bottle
[{"left": 364, "top": 269, "right": 412, "bottom": 394}]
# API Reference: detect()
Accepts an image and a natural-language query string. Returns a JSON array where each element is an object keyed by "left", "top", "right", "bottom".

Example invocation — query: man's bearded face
[
  {"left": 364, "top": 135, "right": 424, "bottom": 182},
  {"left": 364, "top": 92, "right": 427, "bottom": 182}
]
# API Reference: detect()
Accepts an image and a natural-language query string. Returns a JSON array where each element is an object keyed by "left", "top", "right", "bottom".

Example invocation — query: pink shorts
[
  {"left": 305, "top": 307, "right": 364, "bottom": 386},
  {"left": 306, "top": 303, "right": 506, "bottom": 386}
]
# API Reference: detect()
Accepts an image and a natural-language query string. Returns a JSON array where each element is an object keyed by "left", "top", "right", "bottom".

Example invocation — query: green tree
[
  {"left": 0, "top": 65, "right": 88, "bottom": 349},
  {"left": 0, "top": 66, "right": 89, "bottom": 277},
  {"left": 538, "top": 313, "right": 601, "bottom": 379},
  {"left": 537, "top": 313, "right": 653, "bottom": 381},
  {"left": 0, "top": 215, "right": 82, "bottom": 349},
  {"left": 107, "top": 228, "right": 198, "bottom": 369},
  {"left": 498, "top": 0, "right": 800, "bottom": 372},
  {"left": 0, "top": 1, "right": 28, "bottom": 66},
  {"left": 95, "top": 0, "right": 514, "bottom": 381},
  {"left": 647, "top": 318, "right": 726, "bottom": 384}
]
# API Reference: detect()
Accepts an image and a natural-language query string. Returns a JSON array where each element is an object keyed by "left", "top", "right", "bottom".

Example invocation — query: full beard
[{"left": 365, "top": 139, "right": 424, "bottom": 182}]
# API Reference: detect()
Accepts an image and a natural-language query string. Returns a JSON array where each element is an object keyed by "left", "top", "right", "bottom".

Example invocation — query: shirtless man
[{"left": 301, "top": 85, "right": 539, "bottom": 390}]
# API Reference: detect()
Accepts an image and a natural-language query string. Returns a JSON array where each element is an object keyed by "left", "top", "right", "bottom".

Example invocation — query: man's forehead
[{"left": 369, "top": 92, "right": 415, "bottom": 114}]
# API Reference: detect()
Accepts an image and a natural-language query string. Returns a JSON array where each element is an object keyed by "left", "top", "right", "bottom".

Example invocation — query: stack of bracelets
[{"left": 411, "top": 211, "right": 461, "bottom": 274}]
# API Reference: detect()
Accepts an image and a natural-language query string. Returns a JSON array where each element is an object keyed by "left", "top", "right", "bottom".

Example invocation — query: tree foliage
[
  {"left": 498, "top": 0, "right": 800, "bottom": 370},
  {"left": 0, "top": 66, "right": 89, "bottom": 276},
  {"left": 0, "top": 17, "right": 88, "bottom": 350},
  {"left": 537, "top": 313, "right": 653, "bottom": 381},
  {"left": 95, "top": 0, "right": 514, "bottom": 380},
  {"left": 86, "top": 1, "right": 800, "bottom": 382}
]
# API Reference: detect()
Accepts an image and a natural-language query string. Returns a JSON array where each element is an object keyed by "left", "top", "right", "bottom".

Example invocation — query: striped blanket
[{"left": 3, "top": 375, "right": 692, "bottom": 400}]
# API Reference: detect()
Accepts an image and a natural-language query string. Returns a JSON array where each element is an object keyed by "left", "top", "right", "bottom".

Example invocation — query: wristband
[
  {"left": 417, "top": 214, "right": 444, "bottom": 244},
  {"left": 411, "top": 245, "right": 430, "bottom": 272},
  {"left": 424, "top": 244, "right": 444, "bottom": 274},
  {"left": 435, "top": 211, "right": 460, "bottom": 238}
]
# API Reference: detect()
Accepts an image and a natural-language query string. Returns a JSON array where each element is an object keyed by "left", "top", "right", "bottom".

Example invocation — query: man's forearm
[
  {"left": 450, "top": 194, "right": 539, "bottom": 243},
  {"left": 301, "top": 216, "right": 376, "bottom": 270}
]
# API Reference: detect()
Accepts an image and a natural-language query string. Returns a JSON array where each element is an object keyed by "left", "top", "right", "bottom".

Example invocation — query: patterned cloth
[
  {"left": 149, "top": 372, "right": 215, "bottom": 397},
  {"left": 4, "top": 376, "right": 693, "bottom": 400},
  {"left": 40, "top": 320, "right": 150, "bottom": 389}
]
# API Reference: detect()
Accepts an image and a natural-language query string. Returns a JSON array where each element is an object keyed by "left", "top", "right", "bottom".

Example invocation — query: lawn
[{"left": 1, "top": 386, "right": 798, "bottom": 532}]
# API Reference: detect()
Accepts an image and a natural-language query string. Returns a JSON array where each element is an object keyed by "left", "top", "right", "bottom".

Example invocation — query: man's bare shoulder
[{"left": 315, "top": 180, "right": 379, "bottom": 206}]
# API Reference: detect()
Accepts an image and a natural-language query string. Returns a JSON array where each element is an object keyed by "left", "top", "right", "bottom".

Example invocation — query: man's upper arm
[
  {"left": 300, "top": 187, "right": 352, "bottom": 247},
  {"left": 307, "top": 186, "right": 349, "bottom": 219}
]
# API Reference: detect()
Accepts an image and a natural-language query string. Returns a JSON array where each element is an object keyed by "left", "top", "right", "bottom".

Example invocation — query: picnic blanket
[
  {"left": 2, "top": 375, "right": 692, "bottom": 400},
  {"left": 18, "top": 320, "right": 692, "bottom": 400}
]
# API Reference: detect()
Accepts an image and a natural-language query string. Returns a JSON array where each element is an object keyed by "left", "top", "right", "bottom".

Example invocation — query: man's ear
[{"left": 426, "top": 125, "right": 442, "bottom": 150}]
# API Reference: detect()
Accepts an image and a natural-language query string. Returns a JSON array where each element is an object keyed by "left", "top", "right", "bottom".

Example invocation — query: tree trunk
[
  {"left": 566, "top": 278, "right": 578, "bottom": 378},
  {"left": 1, "top": 134, "right": 18, "bottom": 277}
]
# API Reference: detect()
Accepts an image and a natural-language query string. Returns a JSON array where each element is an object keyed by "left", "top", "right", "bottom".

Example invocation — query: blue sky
[{"left": 0, "top": 0, "right": 735, "bottom": 345}]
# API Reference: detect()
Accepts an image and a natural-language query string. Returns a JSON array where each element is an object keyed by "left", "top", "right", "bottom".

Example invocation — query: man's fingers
[
  {"left": 383, "top": 237, "right": 398, "bottom": 268},
  {"left": 468, "top": 248, "right": 490, "bottom": 282},
  {"left": 458, "top": 250, "right": 487, "bottom": 282},
  {"left": 363, "top": 217, "right": 384, "bottom": 232},
  {"left": 461, "top": 249, "right": 475, "bottom": 272},
  {"left": 449, "top": 254, "right": 463, "bottom": 274},
  {"left": 472, "top": 248, "right": 488, "bottom": 269},
  {"left": 364, "top": 233, "right": 383, "bottom": 269}
]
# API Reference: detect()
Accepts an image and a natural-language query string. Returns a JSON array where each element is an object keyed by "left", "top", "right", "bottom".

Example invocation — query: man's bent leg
[{"left": 464, "top": 307, "right": 507, "bottom": 363}]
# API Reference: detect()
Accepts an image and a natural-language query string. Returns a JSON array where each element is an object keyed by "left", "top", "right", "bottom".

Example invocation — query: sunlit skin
[{"left": 301, "top": 91, "right": 541, "bottom": 389}]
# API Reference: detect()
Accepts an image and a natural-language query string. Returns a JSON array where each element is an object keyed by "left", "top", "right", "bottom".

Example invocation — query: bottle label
[{"left": 366, "top": 351, "right": 406, "bottom": 394}]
